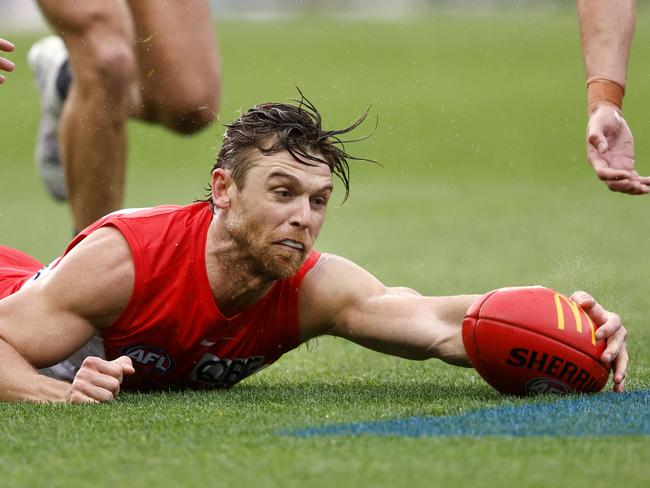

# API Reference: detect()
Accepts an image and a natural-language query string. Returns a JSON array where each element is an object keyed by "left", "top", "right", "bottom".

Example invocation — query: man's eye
[{"left": 275, "top": 190, "right": 290, "bottom": 198}]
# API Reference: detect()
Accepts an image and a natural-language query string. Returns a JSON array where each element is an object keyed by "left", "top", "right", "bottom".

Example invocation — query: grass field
[{"left": 1, "top": 7, "right": 649, "bottom": 488}]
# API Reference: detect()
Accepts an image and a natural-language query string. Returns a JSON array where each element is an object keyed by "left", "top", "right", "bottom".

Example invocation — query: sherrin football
[{"left": 462, "top": 286, "right": 610, "bottom": 395}]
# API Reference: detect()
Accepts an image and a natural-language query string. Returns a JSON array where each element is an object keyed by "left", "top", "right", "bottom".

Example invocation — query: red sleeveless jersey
[{"left": 65, "top": 202, "right": 320, "bottom": 391}]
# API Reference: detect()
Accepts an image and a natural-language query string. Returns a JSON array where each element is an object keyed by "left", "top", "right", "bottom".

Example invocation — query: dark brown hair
[{"left": 204, "top": 91, "right": 374, "bottom": 203}]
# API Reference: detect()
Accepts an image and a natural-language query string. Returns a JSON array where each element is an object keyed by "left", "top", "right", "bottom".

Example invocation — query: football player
[{"left": 0, "top": 96, "right": 629, "bottom": 403}]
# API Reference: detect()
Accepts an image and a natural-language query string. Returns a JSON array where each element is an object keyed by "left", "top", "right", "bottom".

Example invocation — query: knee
[
  {"left": 169, "top": 105, "right": 218, "bottom": 135},
  {"left": 160, "top": 94, "right": 219, "bottom": 135},
  {"left": 73, "top": 39, "right": 136, "bottom": 102},
  {"left": 141, "top": 75, "right": 219, "bottom": 134},
  {"left": 90, "top": 43, "right": 136, "bottom": 97}
]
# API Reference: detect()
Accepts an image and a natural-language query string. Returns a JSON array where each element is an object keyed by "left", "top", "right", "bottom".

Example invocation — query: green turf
[{"left": 1, "top": 8, "right": 650, "bottom": 488}]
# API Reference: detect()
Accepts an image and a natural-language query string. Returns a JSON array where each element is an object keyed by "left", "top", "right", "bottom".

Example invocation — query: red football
[{"left": 462, "top": 286, "right": 610, "bottom": 395}]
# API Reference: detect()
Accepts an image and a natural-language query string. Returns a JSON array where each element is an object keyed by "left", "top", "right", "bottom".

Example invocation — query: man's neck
[{"left": 204, "top": 215, "right": 275, "bottom": 318}]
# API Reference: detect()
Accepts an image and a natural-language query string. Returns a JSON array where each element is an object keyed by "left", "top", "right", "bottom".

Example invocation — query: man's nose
[{"left": 289, "top": 197, "right": 312, "bottom": 229}]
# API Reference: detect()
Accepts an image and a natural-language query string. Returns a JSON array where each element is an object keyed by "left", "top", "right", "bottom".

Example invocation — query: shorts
[{"left": 0, "top": 246, "right": 44, "bottom": 300}]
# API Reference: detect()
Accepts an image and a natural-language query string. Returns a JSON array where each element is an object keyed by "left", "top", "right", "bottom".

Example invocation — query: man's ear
[{"left": 211, "top": 169, "right": 233, "bottom": 209}]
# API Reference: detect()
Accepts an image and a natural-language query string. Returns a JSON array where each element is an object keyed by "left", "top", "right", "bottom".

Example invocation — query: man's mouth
[{"left": 275, "top": 239, "right": 305, "bottom": 251}]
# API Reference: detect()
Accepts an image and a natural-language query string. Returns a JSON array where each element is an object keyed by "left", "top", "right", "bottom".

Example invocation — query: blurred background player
[
  {"left": 0, "top": 37, "right": 15, "bottom": 84},
  {"left": 30, "top": 0, "right": 221, "bottom": 230},
  {"left": 577, "top": 0, "right": 650, "bottom": 194}
]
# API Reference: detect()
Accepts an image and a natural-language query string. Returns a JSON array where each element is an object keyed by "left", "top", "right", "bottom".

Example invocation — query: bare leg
[
  {"left": 36, "top": 0, "right": 137, "bottom": 230},
  {"left": 35, "top": 0, "right": 220, "bottom": 230},
  {"left": 126, "top": 0, "right": 220, "bottom": 134}
]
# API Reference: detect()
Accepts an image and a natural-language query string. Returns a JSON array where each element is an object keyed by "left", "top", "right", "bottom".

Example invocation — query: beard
[{"left": 225, "top": 212, "right": 309, "bottom": 281}]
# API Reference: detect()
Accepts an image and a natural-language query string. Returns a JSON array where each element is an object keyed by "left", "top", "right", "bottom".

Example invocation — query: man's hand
[
  {"left": 68, "top": 356, "right": 135, "bottom": 404},
  {"left": 586, "top": 104, "right": 650, "bottom": 194},
  {"left": 0, "top": 38, "right": 15, "bottom": 84},
  {"left": 571, "top": 291, "right": 629, "bottom": 393}
]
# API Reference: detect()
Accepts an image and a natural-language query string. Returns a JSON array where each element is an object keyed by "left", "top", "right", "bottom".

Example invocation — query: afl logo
[
  {"left": 121, "top": 345, "right": 175, "bottom": 373},
  {"left": 525, "top": 377, "right": 572, "bottom": 395}
]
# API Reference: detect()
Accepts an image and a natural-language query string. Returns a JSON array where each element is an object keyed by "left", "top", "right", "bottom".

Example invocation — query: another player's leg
[
  {"left": 35, "top": 0, "right": 138, "bottom": 231},
  {"left": 126, "top": 0, "right": 220, "bottom": 134},
  {"left": 28, "top": 36, "right": 70, "bottom": 201}
]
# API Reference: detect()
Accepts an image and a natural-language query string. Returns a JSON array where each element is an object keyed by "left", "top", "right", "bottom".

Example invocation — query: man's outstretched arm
[
  {"left": 577, "top": 0, "right": 650, "bottom": 194},
  {"left": 300, "top": 254, "right": 629, "bottom": 391},
  {"left": 299, "top": 254, "right": 476, "bottom": 366},
  {"left": 0, "top": 227, "right": 135, "bottom": 402}
]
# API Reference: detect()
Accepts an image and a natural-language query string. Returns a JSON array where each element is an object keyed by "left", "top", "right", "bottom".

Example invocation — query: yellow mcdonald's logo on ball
[{"left": 554, "top": 294, "right": 596, "bottom": 345}]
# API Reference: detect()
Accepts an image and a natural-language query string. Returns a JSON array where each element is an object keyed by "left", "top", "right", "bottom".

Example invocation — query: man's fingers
[
  {"left": 601, "top": 324, "right": 627, "bottom": 362},
  {"left": 0, "top": 57, "right": 14, "bottom": 72},
  {"left": 571, "top": 296, "right": 629, "bottom": 389},
  {"left": 594, "top": 309, "right": 622, "bottom": 340},
  {"left": 570, "top": 290, "right": 625, "bottom": 355},
  {"left": 70, "top": 357, "right": 125, "bottom": 403},
  {"left": 572, "top": 289, "right": 629, "bottom": 393},
  {"left": 0, "top": 38, "right": 14, "bottom": 52},
  {"left": 607, "top": 179, "right": 650, "bottom": 194},
  {"left": 69, "top": 374, "right": 117, "bottom": 403},
  {"left": 592, "top": 164, "right": 635, "bottom": 182},
  {"left": 67, "top": 390, "right": 99, "bottom": 404},
  {"left": 612, "top": 345, "right": 629, "bottom": 389},
  {"left": 587, "top": 132, "right": 608, "bottom": 154},
  {"left": 607, "top": 172, "right": 650, "bottom": 194},
  {"left": 69, "top": 356, "right": 136, "bottom": 404},
  {"left": 89, "top": 374, "right": 122, "bottom": 397},
  {"left": 75, "top": 384, "right": 116, "bottom": 403},
  {"left": 586, "top": 150, "right": 634, "bottom": 181},
  {"left": 0, "top": 37, "right": 16, "bottom": 84},
  {"left": 114, "top": 355, "right": 135, "bottom": 376},
  {"left": 82, "top": 356, "right": 123, "bottom": 378},
  {"left": 570, "top": 291, "right": 619, "bottom": 336},
  {"left": 636, "top": 175, "right": 650, "bottom": 185},
  {"left": 613, "top": 379, "right": 625, "bottom": 393},
  {"left": 570, "top": 290, "right": 595, "bottom": 310}
]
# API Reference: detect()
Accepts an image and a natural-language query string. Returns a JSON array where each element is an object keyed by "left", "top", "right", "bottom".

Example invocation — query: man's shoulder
[
  {"left": 298, "top": 253, "right": 384, "bottom": 339},
  {"left": 38, "top": 226, "right": 136, "bottom": 330},
  {"left": 64, "top": 226, "right": 134, "bottom": 269},
  {"left": 300, "top": 253, "right": 379, "bottom": 312},
  {"left": 303, "top": 253, "right": 372, "bottom": 285}
]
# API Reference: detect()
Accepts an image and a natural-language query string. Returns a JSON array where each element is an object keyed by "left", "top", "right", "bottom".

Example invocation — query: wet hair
[{"left": 203, "top": 90, "right": 374, "bottom": 204}]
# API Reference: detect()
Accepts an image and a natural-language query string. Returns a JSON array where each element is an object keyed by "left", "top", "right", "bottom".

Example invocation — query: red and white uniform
[{"left": 0, "top": 203, "right": 320, "bottom": 390}]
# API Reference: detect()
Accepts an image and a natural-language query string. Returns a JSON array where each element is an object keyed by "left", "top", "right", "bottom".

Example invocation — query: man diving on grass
[{"left": 0, "top": 94, "right": 629, "bottom": 403}]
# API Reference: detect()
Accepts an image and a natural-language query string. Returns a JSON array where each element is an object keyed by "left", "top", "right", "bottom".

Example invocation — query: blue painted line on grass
[{"left": 289, "top": 390, "right": 650, "bottom": 438}]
